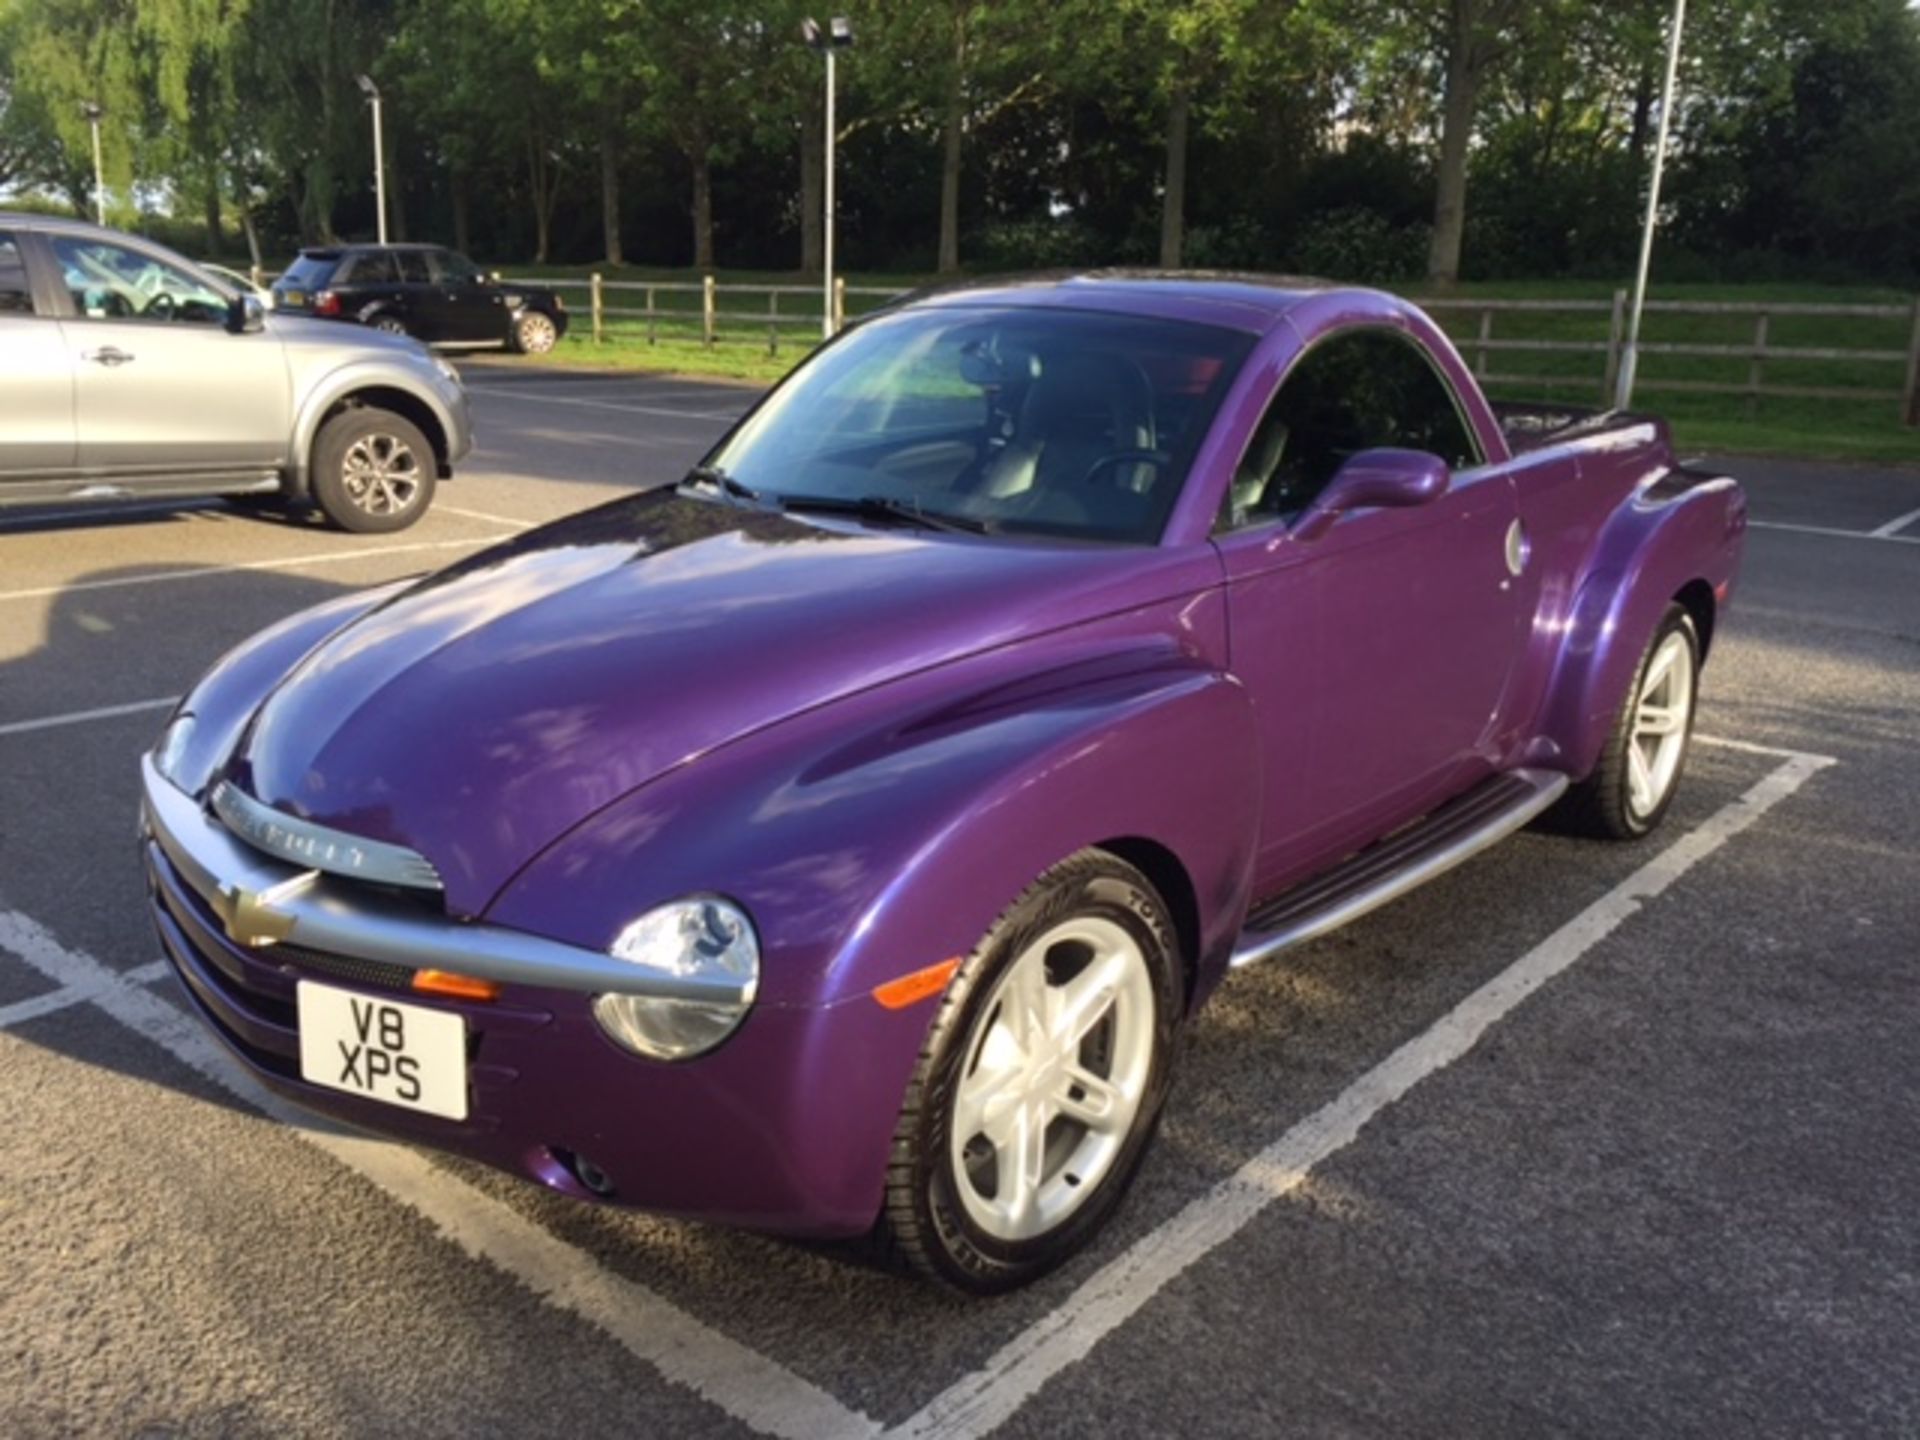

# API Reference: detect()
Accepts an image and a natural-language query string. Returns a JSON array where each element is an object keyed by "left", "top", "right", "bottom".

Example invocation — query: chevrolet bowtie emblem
[{"left": 214, "top": 871, "right": 317, "bottom": 948}]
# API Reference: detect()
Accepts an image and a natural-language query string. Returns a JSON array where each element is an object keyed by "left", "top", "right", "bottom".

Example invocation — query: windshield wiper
[
  {"left": 779, "top": 493, "right": 994, "bottom": 535},
  {"left": 677, "top": 464, "right": 770, "bottom": 508}
]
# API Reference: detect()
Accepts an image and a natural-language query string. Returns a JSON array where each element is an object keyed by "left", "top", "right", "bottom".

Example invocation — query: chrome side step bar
[{"left": 1230, "top": 768, "right": 1570, "bottom": 969}]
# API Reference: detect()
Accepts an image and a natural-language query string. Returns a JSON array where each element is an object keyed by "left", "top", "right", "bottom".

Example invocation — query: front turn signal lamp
[{"left": 591, "top": 897, "right": 760, "bottom": 1061}]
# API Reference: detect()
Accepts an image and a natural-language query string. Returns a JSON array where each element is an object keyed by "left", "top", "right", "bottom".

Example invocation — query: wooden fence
[
  {"left": 1423, "top": 291, "right": 1920, "bottom": 425},
  {"left": 502, "top": 274, "right": 908, "bottom": 357}
]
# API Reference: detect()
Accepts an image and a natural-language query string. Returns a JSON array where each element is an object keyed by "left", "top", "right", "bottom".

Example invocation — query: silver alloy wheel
[
  {"left": 949, "top": 915, "right": 1157, "bottom": 1242},
  {"left": 517, "top": 312, "right": 558, "bottom": 353},
  {"left": 1627, "top": 629, "right": 1695, "bottom": 819},
  {"left": 372, "top": 315, "right": 408, "bottom": 335},
  {"left": 341, "top": 433, "right": 423, "bottom": 516}
]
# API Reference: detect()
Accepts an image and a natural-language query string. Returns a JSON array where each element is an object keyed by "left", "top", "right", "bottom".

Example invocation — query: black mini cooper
[{"left": 271, "top": 243, "right": 568, "bottom": 352}]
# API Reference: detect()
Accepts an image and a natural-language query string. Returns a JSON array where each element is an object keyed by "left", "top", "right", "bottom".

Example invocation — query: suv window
[
  {"left": 343, "top": 250, "right": 399, "bottom": 285},
  {"left": 0, "top": 232, "right": 35, "bottom": 314},
  {"left": 428, "top": 249, "right": 481, "bottom": 283},
  {"left": 50, "top": 235, "right": 228, "bottom": 325},
  {"left": 1222, "top": 328, "right": 1481, "bottom": 530},
  {"left": 396, "top": 251, "right": 431, "bottom": 284},
  {"left": 282, "top": 252, "right": 341, "bottom": 289}
]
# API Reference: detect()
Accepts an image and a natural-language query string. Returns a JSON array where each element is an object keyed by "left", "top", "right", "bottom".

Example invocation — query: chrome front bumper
[{"left": 139, "top": 757, "right": 749, "bottom": 1005}]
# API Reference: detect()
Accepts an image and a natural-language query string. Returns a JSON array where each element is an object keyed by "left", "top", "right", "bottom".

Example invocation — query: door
[
  {"left": 427, "top": 248, "right": 505, "bottom": 343},
  {"left": 47, "top": 233, "right": 291, "bottom": 476},
  {"left": 0, "top": 228, "right": 75, "bottom": 478},
  {"left": 1212, "top": 326, "right": 1523, "bottom": 893}
]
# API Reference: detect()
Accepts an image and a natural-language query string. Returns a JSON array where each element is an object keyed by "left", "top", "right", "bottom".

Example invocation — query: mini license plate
[{"left": 296, "top": 981, "right": 468, "bottom": 1121}]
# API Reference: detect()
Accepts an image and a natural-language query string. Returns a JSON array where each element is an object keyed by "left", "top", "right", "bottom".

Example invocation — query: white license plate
[
  {"left": 281, "top": 290, "right": 305, "bottom": 306},
  {"left": 296, "top": 981, "right": 468, "bottom": 1121}
]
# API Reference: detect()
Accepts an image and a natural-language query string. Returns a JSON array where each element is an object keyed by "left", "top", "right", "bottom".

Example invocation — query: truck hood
[{"left": 233, "top": 489, "right": 1197, "bottom": 915}]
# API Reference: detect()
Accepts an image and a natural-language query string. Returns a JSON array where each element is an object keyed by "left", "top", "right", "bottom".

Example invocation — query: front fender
[
  {"left": 289, "top": 359, "right": 467, "bottom": 491},
  {"left": 1531, "top": 470, "right": 1745, "bottom": 777}
]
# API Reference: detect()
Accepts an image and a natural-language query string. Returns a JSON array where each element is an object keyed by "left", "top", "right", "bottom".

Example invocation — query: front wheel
[
  {"left": 309, "top": 408, "right": 437, "bottom": 534},
  {"left": 877, "top": 850, "right": 1182, "bottom": 1294},
  {"left": 510, "top": 310, "right": 559, "bottom": 354},
  {"left": 1557, "top": 604, "right": 1700, "bottom": 839}
]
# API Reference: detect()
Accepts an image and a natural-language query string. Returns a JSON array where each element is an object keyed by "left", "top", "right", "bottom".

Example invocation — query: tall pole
[
  {"left": 1615, "top": 0, "right": 1686, "bottom": 411},
  {"left": 371, "top": 92, "right": 389, "bottom": 245},
  {"left": 84, "top": 104, "right": 105, "bottom": 224},
  {"left": 823, "top": 47, "right": 836, "bottom": 339}
]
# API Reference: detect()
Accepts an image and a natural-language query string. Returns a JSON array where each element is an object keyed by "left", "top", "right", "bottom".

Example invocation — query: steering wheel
[
  {"left": 1080, "top": 449, "right": 1172, "bottom": 486},
  {"left": 142, "top": 291, "right": 178, "bottom": 321}
]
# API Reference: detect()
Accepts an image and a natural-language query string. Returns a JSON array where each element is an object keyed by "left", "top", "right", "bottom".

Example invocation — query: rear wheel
[
  {"left": 369, "top": 313, "right": 410, "bottom": 338},
  {"left": 511, "top": 310, "right": 559, "bottom": 354},
  {"left": 309, "top": 408, "right": 436, "bottom": 534},
  {"left": 877, "top": 850, "right": 1182, "bottom": 1293},
  {"left": 1556, "top": 604, "right": 1700, "bottom": 839}
]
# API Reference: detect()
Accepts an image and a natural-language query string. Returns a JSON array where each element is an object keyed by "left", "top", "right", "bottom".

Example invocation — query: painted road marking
[
  {"left": 473, "top": 386, "right": 748, "bottom": 423},
  {"left": 0, "top": 535, "right": 514, "bottom": 605},
  {"left": 892, "top": 745, "right": 1836, "bottom": 1440},
  {"left": 434, "top": 504, "right": 536, "bottom": 531},
  {"left": 0, "top": 908, "right": 880, "bottom": 1440},
  {"left": 1748, "top": 520, "right": 1920, "bottom": 546},
  {"left": 0, "top": 958, "right": 166, "bottom": 1031},
  {"left": 1869, "top": 504, "right": 1920, "bottom": 539},
  {"left": 0, "top": 696, "right": 180, "bottom": 738}
]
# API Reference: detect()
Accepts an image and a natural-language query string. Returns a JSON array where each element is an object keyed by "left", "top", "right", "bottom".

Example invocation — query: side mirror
[
  {"left": 227, "top": 294, "right": 266, "bottom": 335},
  {"left": 1292, "top": 447, "right": 1450, "bottom": 542}
]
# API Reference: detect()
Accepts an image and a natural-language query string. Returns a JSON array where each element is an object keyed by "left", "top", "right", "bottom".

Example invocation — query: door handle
[{"left": 82, "top": 347, "right": 135, "bottom": 367}]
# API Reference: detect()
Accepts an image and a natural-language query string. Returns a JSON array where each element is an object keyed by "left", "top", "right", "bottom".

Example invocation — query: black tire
[
  {"left": 876, "top": 849, "right": 1183, "bottom": 1294},
  {"left": 309, "top": 408, "right": 437, "bottom": 534},
  {"left": 1555, "top": 604, "right": 1700, "bottom": 840},
  {"left": 510, "top": 310, "right": 560, "bottom": 355}
]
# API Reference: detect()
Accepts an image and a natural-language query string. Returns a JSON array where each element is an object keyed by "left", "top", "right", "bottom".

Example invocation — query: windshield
[{"left": 706, "top": 305, "right": 1252, "bottom": 544}]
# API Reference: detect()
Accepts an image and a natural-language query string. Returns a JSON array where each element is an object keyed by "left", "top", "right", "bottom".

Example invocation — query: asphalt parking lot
[{"left": 3, "top": 362, "right": 1917, "bottom": 1439}]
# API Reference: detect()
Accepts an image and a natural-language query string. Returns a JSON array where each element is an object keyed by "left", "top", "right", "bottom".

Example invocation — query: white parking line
[
  {"left": 0, "top": 535, "right": 511, "bottom": 604},
  {"left": 0, "top": 958, "right": 166, "bottom": 1031},
  {"left": 1869, "top": 504, "right": 1920, "bottom": 539},
  {"left": 475, "top": 386, "right": 747, "bottom": 423},
  {"left": 435, "top": 504, "right": 535, "bottom": 531},
  {"left": 1747, "top": 520, "right": 1920, "bottom": 546},
  {"left": 892, "top": 744, "right": 1837, "bottom": 1440},
  {"left": 0, "top": 908, "right": 880, "bottom": 1440},
  {"left": 0, "top": 696, "right": 180, "bottom": 738}
]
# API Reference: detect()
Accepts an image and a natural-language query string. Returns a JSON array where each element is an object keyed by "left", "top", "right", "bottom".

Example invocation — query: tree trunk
[
  {"left": 690, "top": 144, "right": 714, "bottom": 270},
  {"left": 451, "top": 168, "right": 471, "bottom": 254},
  {"left": 600, "top": 127, "right": 623, "bottom": 266},
  {"left": 937, "top": 65, "right": 964, "bottom": 273},
  {"left": 1426, "top": 0, "right": 1480, "bottom": 287},
  {"left": 389, "top": 144, "right": 407, "bottom": 242},
  {"left": 1159, "top": 83, "right": 1191, "bottom": 268},
  {"left": 1628, "top": 61, "right": 1655, "bottom": 168},
  {"left": 528, "top": 134, "right": 551, "bottom": 263},
  {"left": 800, "top": 104, "right": 823, "bottom": 275},
  {"left": 201, "top": 155, "right": 223, "bottom": 255}
]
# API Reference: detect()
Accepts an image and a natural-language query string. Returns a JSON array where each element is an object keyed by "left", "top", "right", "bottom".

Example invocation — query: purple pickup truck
[{"left": 141, "top": 272, "right": 1744, "bottom": 1292}]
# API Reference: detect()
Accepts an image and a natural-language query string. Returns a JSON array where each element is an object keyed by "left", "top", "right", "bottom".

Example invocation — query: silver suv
[{"left": 0, "top": 214, "right": 471, "bottom": 533}]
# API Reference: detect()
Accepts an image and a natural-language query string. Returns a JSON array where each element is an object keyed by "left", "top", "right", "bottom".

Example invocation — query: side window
[
  {"left": 429, "top": 249, "right": 481, "bottom": 284},
  {"left": 344, "top": 250, "right": 398, "bottom": 285},
  {"left": 50, "top": 235, "right": 228, "bottom": 325},
  {"left": 396, "top": 251, "right": 431, "bottom": 284},
  {"left": 0, "top": 232, "right": 36, "bottom": 314},
  {"left": 1221, "top": 329, "right": 1481, "bottom": 530}
]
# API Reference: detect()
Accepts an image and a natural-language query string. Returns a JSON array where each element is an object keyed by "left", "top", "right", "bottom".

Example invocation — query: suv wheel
[
  {"left": 511, "top": 311, "right": 559, "bottom": 354},
  {"left": 370, "top": 313, "right": 410, "bottom": 338},
  {"left": 310, "top": 408, "right": 436, "bottom": 533}
]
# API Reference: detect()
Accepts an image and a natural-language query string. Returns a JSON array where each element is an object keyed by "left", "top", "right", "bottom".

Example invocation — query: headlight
[
  {"left": 591, "top": 897, "right": 759, "bottom": 1061},
  {"left": 152, "top": 712, "right": 197, "bottom": 793}
]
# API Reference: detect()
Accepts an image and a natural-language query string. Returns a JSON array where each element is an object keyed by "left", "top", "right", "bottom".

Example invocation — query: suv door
[
  {"left": 392, "top": 249, "right": 444, "bottom": 339},
  {"left": 1213, "top": 326, "right": 1522, "bottom": 893},
  {"left": 0, "top": 227, "right": 76, "bottom": 478},
  {"left": 47, "top": 233, "right": 292, "bottom": 476},
  {"left": 426, "top": 248, "right": 504, "bottom": 343}
]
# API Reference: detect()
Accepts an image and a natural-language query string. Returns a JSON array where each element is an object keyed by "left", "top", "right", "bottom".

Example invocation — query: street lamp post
[
  {"left": 802, "top": 17, "right": 854, "bottom": 338},
  {"left": 82, "top": 102, "right": 105, "bottom": 224},
  {"left": 1615, "top": 0, "right": 1687, "bottom": 411},
  {"left": 356, "top": 74, "right": 388, "bottom": 245}
]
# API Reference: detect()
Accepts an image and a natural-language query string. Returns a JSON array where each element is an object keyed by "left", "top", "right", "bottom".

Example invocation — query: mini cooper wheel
[
  {"left": 369, "top": 313, "right": 410, "bottom": 338},
  {"left": 879, "top": 850, "right": 1182, "bottom": 1293},
  {"left": 511, "top": 310, "right": 559, "bottom": 354},
  {"left": 1558, "top": 604, "right": 1700, "bottom": 839},
  {"left": 310, "top": 408, "right": 437, "bottom": 534}
]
